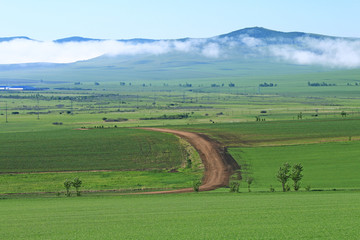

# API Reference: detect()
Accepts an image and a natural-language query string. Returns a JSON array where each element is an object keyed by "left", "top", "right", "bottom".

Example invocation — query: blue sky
[{"left": 0, "top": 0, "right": 359, "bottom": 40}]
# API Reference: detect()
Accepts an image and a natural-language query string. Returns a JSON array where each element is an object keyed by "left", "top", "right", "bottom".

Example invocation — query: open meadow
[{"left": 2, "top": 61, "right": 360, "bottom": 239}]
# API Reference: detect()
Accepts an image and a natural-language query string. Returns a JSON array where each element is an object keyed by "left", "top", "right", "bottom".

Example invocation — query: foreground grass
[
  {"left": 229, "top": 141, "right": 360, "bottom": 191},
  {"left": 1, "top": 191, "right": 359, "bottom": 239}
]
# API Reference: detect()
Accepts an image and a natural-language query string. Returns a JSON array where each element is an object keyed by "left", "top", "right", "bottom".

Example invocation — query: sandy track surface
[{"left": 138, "top": 128, "right": 240, "bottom": 194}]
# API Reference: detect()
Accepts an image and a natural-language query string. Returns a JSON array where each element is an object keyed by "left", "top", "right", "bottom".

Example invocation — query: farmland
[
  {"left": 0, "top": 128, "right": 187, "bottom": 172},
  {"left": 0, "top": 127, "right": 203, "bottom": 194},
  {"left": 229, "top": 141, "right": 360, "bottom": 191},
  {"left": 2, "top": 59, "right": 360, "bottom": 238},
  {"left": 2, "top": 66, "right": 360, "bottom": 195}
]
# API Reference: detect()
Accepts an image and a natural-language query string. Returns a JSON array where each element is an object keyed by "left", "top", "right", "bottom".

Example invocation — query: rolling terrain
[{"left": 1, "top": 27, "right": 360, "bottom": 239}]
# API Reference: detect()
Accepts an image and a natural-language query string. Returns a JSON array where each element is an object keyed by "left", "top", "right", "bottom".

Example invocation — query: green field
[
  {"left": 1, "top": 191, "right": 360, "bottom": 239},
  {"left": 0, "top": 170, "right": 202, "bottom": 194},
  {"left": 0, "top": 128, "right": 186, "bottom": 172},
  {"left": 0, "top": 127, "right": 203, "bottom": 194},
  {"left": 177, "top": 118, "right": 360, "bottom": 147},
  {"left": 229, "top": 141, "right": 360, "bottom": 191},
  {"left": 2, "top": 59, "right": 360, "bottom": 238}
]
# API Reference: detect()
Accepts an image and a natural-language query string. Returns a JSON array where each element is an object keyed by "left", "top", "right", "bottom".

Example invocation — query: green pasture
[
  {"left": 229, "top": 141, "right": 360, "bottom": 191},
  {"left": 0, "top": 127, "right": 203, "bottom": 194},
  {"left": 0, "top": 128, "right": 185, "bottom": 172},
  {"left": 1, "top": 191, "right": 360, "bottom": 239},
  {"left": 2, "top": 49, "right": 360, "bottom": 239},
  {"left": 0, "top": 170, "right": 202, "bottom": 194},
  {"left": 2, "top": 66, "right": 360, "bottom": 131},
  {"left": 178, "top": 118, "right": 360, "bottom": 147}
]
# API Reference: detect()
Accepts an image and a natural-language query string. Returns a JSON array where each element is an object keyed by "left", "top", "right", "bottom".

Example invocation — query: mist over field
[{"left": 1, "top": 28, "right": 360, "bottom": 68}]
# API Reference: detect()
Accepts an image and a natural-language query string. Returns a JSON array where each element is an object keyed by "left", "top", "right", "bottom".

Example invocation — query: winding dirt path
[{"left": 138, "top": 128, "right": 240, "bottom": 194}]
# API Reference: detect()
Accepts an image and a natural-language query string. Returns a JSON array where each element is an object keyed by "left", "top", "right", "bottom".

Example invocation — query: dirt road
[{"left": 139, "top": 128, "right": 240, "bottom": 193}]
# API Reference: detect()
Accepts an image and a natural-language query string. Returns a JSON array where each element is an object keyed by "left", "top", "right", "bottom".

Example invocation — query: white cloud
[
  {"left": 201, "top": 43, "right": 220, "bottom": 58},
  {"left": 0, "top": 38, "right": 221, "bottom": 64},
  {"left": 172, "top": 39, "right": 206, "bottom": 52},
  {"left": 1, "top": 36, "right": 360, "bottom": 68},
  {"left": 240, "top": 36, "right": 263, "bottom": 47},
  {"left": 0, "top": 39, "right": 176, "bottom": 64},
  {"left": 268, "top": 37, "right": 360, "bottom": 68}
]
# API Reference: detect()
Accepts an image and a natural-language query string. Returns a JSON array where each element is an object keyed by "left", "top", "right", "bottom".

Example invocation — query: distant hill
[
  {"left": 218, "top": 27, "right": 329, "bottom": 40},
  {"left": 0, "top": 36, "right": 33, "bottom": 42},
  {"left": 54, "top": 36, "right": 103, "bottom": 43},
  {"left": 0, "top": 27, "right": 359, "bottom": 73},
  {"left": 1, "top": 27, "right": 354, "bottom": 43}
]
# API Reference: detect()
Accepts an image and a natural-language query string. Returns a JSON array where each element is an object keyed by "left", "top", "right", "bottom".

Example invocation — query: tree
[
  {"left": 276, "top": 162, "right": 291, "bottom": 192},
  {"left": 297, "top": 112, "right": 303, "bottom": 120},
  {"left": 64, "top": 179, "right": 72, "bottom": 197},
  {"left": 291, "top": 163, "right": 303, "bottom": 191},
  {"left": 72, "top": 177, "right": 82, "bottom": 196},
  {"left": 246, "top": 177, "right": 254, "bottom": 192},
  {"left": 229, "top": 180, "right": 240, "bottom": 193}
]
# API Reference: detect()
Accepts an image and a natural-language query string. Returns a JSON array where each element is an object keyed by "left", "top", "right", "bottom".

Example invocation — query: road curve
[{"left": 138, "top": 128, "right": 240, "bottom": 194}]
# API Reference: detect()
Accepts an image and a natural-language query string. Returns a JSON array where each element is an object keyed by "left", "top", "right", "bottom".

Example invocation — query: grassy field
[
  {"left": 2, "top": 66, "right": 360, "bottom": 131},
  {"left": 177, "top": 118, "right": 360, "bottom": 147},
  {"left": 0, "top": 128, "right": 186, "bottom": 172},
  {"left": 2, "top": 57, "right": 360, "bottom": 238},
  {"left": 1, "top": 190, "right": 360, "bottom": 239},
  {"left": 0, "top": 170, "right": 202, "bottom": 194},
  {"left": 0, "top": 127, "right": 202, "bottom": 194},
  {"left": 229, "top": 141, "right": 360, "bottom": 191}
]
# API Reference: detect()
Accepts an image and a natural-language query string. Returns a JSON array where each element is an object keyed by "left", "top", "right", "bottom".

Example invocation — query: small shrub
[
  {"left": 246, "top": 177, "right": 254, "bottom": 192},
  {"left": 285, "top": 184, "right": 291, "bottom": 192},
  {"left": 229, "top": 181, "right": 240, "bottom": 193},
  {"left": 186, "top": 159, "right": 192, "bottom": 169},
  {"left": 193, "top": 180, "right": 201, "bottom": 192},
  {"left": 269, "top": 185, "right": 275, "bottom": 192},
  {"left": 305, "top": 185, "right": 311, "bottom": 191}
]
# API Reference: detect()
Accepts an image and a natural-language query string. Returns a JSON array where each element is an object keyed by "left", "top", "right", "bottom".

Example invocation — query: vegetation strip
[{"left": 138, "top": 128, "right": 240, "bottom": 193}]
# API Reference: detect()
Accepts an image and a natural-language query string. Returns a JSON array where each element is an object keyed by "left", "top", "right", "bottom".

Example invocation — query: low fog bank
[{"left": 1, "top": 35, "right": 359, "bottom": 68}]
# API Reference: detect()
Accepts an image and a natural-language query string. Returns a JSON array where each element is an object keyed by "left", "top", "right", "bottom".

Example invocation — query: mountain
[
  {"left": 218, "top": 27, "right": 328, "bottom": 40},
  {"left": 54, "top": 36, "right": 103, "bottom": 43},
  {"left": 0, "top": 36, "right": 33, "bottom": 42},
  {"left": 1, "top": 27, "right": 352, "bottom": 44},
  {"left": 0, "top": 27, "right": 359, "bottom": 76},
  {"left": 54, "top": 36, "right": 161, "bottom": 44}
]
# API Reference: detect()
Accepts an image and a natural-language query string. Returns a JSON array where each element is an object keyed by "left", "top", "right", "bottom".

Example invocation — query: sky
[{"left": 0, "top": 0, "right": 360, "bottom": 40}]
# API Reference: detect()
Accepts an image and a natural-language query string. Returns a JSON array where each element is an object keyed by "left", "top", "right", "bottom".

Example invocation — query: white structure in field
[{"left": 0, "top": 86, "right": 24, "bottom": 90}]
